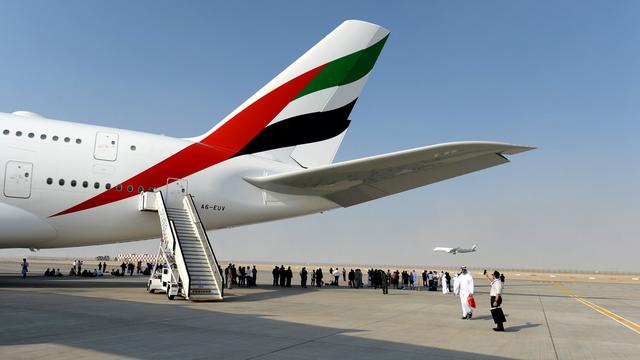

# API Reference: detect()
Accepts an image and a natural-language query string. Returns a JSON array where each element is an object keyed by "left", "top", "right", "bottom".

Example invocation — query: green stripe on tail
[{"left": 295, "top": 35, "right": 388, "bottom": 100}]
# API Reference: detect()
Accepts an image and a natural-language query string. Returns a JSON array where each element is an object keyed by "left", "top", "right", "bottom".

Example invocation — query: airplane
[
  {"left": 433, "top": 245, "right": 478, "bottom": 255},
  {"left": 0, "top": 20, "right": 534, "bottom": 250}
]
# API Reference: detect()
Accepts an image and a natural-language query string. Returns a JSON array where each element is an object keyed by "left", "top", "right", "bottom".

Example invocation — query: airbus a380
[
  {"left": 0, "top": 20, "right": 533, "bottom": 250},
  {"left": 433, "top": 245, "right": 478, "bottom": 255}
]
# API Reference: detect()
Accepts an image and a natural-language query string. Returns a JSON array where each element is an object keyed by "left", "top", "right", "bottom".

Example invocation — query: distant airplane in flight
[{"left": 433, "top": 245, "right": 477, "bottom": 255}]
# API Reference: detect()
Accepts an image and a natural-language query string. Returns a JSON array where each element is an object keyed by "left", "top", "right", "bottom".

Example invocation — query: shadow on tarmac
[{"left": 0, "top": 279, "right": 516, "bottom": 360}]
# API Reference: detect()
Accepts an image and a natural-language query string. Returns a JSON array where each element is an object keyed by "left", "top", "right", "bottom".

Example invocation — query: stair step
[
  {"left": 191, "top": 281, "right": 216, "bottom": 286},
  {"left": 182, "top": 250, "right": 205, "bottom": 254},
  {"left": 190, "top": 276, "right": 216, "bottom": 280}
]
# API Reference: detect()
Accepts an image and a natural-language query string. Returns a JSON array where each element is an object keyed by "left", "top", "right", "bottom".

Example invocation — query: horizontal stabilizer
[{"left": 245, "top": 141, "right": 534, "bottom": 207}]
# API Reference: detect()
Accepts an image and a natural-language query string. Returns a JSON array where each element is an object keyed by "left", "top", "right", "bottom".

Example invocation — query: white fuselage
[{"left": 0, "top": 112, "right": 338, "bottom": 248}]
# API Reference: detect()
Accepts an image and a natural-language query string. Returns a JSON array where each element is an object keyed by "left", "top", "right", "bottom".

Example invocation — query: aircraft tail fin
[
  {"left": 193, "top": 20, "right": 389, "bottom": 167},
  {"left": 472, "top": 244, "right": 477, "bottom": 251}
]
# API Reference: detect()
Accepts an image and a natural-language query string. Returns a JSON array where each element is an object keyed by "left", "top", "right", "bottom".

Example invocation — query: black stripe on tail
[{"left": 237, "top": 99, "right": 357, "bottom": 156}]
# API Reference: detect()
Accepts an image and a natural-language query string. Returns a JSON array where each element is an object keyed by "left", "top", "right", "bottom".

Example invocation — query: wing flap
[{"left": 245, "top": 141, "right": 534, "bottom": 207}]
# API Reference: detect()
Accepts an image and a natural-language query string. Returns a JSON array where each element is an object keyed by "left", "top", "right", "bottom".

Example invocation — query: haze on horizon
[{"left": 0, "top": 1, "right": 638, "bottom": 272}]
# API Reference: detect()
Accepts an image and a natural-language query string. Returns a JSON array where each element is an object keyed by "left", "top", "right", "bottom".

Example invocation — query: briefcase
[{"left": 490, "top": 307, "right": 506, "bottom": 324}]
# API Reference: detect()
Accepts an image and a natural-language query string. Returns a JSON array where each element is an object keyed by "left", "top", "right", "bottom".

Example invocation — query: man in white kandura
[
  {"left": 454, "top": 266, "right": 474, "bottom": 319},
  {"left": 441, "top": 271, "right": 449, "bottom": 294}
]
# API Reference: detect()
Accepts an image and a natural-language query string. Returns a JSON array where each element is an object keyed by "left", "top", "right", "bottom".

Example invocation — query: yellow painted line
[{"left": 555, "top": 283, "right": 640, "bottom": 335}]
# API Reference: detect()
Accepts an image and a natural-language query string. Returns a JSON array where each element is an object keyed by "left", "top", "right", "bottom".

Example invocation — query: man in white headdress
[
  {"left": 453, "top": 266, "right": 474, "bottom": 319},
  {"left": 441, "top": 271, "right": 449, "bottom": 294}
]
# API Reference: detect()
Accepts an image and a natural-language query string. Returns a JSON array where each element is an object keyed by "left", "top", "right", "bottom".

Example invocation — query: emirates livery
[
  {"left": 0, "top": 20, "right": 533, "bottom": 250},
  {"left": 433, "top": 245, "right": 478, "bottom": 255}
]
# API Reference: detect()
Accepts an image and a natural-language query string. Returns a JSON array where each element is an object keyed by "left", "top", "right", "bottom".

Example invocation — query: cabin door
[
  {"left": 166, "top": 178, "right": 188, "bottom": 208},
  {"left": 3, "top": 161, "right": 33, "bottom": 199}
]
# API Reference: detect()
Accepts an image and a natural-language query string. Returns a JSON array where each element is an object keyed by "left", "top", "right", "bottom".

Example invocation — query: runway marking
[{"left": 555, "top": 283, "right": 640, "bottom": 335}]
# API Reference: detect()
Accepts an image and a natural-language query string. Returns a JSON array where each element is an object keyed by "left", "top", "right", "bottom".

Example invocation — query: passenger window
[
  {"left": 2, "top": 129, "right": 8, "bottom": 135},
  {"left": 16, "top": 131, "right": 22, "bottom": 137},
  {"left": 105, "top": 183, "right": 111, "bottom": 189},
  {"left": 64, "top": 137, "right": 70, "bottom": 143},
  {"left": 130, "top": 145, "right": 137, "bottom": 151},
  {"left": 94, "top": 182, "right": 100, "bottom": 189},
  {"left": 40, "top": 134, "right": 47, "bottom": 140},
  {"left": 116, "top": 184, "right": 122, "bottom": 191},
  {"left": 138, "top": 186, "right": 144, "bottom": 193},
  {"left": 76, "top": 138, "right": 82, "bottom": 144},
  {"left": 82, "top": 181, "right": 88, "bottom": 188},
  {"left": 28, "top": 133, "right": 34, "bottom": 138},
  {"left": 46, "top": 178, "right": 53, "bottom": 185},
  {"left": 71, "top": 180, "right": 77, "bottom": 187},
  {"left": 52, "top": 136, "right": 59, "bottom": 141},
  {"left": 58, "top": 179, "right": 65, "bottom": 186},
  {"left": 127, "top": 185, "right": 133, "bottom": 192}
]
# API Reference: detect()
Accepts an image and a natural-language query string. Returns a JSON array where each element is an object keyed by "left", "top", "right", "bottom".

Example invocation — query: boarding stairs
[{"left": 140, "top": 191, "right": 224, "bottom": 301}]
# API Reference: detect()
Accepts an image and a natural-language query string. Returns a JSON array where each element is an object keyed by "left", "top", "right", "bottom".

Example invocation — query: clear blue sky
[{"left": 1, "top": 1, "right": 638, "bottom": 271}]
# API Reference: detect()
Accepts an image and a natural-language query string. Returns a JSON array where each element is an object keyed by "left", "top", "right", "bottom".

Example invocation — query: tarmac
[{"left": 0, "top": 262, "right": 638, "bottom": 359}]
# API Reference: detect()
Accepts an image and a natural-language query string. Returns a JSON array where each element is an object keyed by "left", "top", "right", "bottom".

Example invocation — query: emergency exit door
[
  {"left": 94, "top": 132, "right": 119, "bottom": 161},
  {"left": 166, "top": 178, "right": 188, "bottom": 208},
  {"left": 3, "top": 161, "right": 33, "bottom": 199}
]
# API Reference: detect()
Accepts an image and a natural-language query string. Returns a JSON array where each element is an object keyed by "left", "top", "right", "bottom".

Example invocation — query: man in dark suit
[
  {"left": 300, "top": 267, "right": 308, "bottom": 288},
  {"left": 252, "top": 266, "right": 257, "bottom": 286},
  {"left": 272, "top": 266, "right": 278, "bottom": 286},
  {"left": 286, "top": 266, "right": 293, "bottom": 287},
  {"left": 279, "top": 265, "right": 286, "bottom": 287}
]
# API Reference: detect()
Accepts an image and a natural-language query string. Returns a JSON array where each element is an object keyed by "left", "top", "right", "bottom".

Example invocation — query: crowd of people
[
  {"left": 224, "top": 264, "right": 258, "bottom": 288},
  {"left": 21, "top": 257, "right": 507, "bottom": 332}
]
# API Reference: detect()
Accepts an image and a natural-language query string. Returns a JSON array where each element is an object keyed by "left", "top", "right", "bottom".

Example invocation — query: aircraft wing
[{"left": 244, "top": 141, "right": 534, "bottom": 207}]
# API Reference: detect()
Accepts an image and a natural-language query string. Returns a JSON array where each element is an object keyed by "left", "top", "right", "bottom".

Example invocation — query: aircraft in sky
[
  {"left": 433, "top": 245, "right": 478, "bottom": 255},
  {"left": 0, "top": 20, "right": 533, "bottom": 250}
]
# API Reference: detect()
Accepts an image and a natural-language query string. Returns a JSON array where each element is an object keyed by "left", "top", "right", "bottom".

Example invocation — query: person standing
[
  {"left": 300, "top": 267, "right": 308, "bottom": 288},
  {"left": 272, "top": 266, "right": 279, "bottom": 286},
  {"left": 316, "top": 268, "right": 323, "bottom": 287},
  {"left": 485, "top": 270, "right": 505, "bottom": 331},
  {"left": 252, "top": 266, "right": 257, "bottom": 286},
  {"left": 20, "top": 258, "right": 29, "bottom": 278},
  {"left": 231, "top": 264, "right": 237, "bottom": 286},
  {"left": 285, "top": 266, "right": 293, "bottom": 287},
  {"left": 349, "top": 269, "right": 356, "bottom": 288},
  {"left": 381, "top": 270, "right": 389, "bottom": 295},
  {"left": 441, "top": 271, "right": 449, "bottom": 294},
  {"left": 454, "top": 266, "right": 475, "bottom": 319},
  {"left": 333, "top": 268, "right": 340, "bottom": 286},
  {"left": 226, "top": 265, "right": 233, "bottom": 289},
  {"left": 279, "top": 265, "right": 286, "bottom": 287},
  {"left": 245, "top": 267, "right": 252, "bottom": 287},
  {"left": 342, "top": 268, "right": 346, "bottom": 282}
]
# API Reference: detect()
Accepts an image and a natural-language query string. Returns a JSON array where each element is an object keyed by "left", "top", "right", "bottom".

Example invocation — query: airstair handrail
[
  {"left": 169, "top": 220, "right": 190, "bottom": 297},
  {"left": 185, "top": 194, "right": 224, "bottom": 297},
  {"left": 156, "top": 191, "right": 190, "bottom": 297}
]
